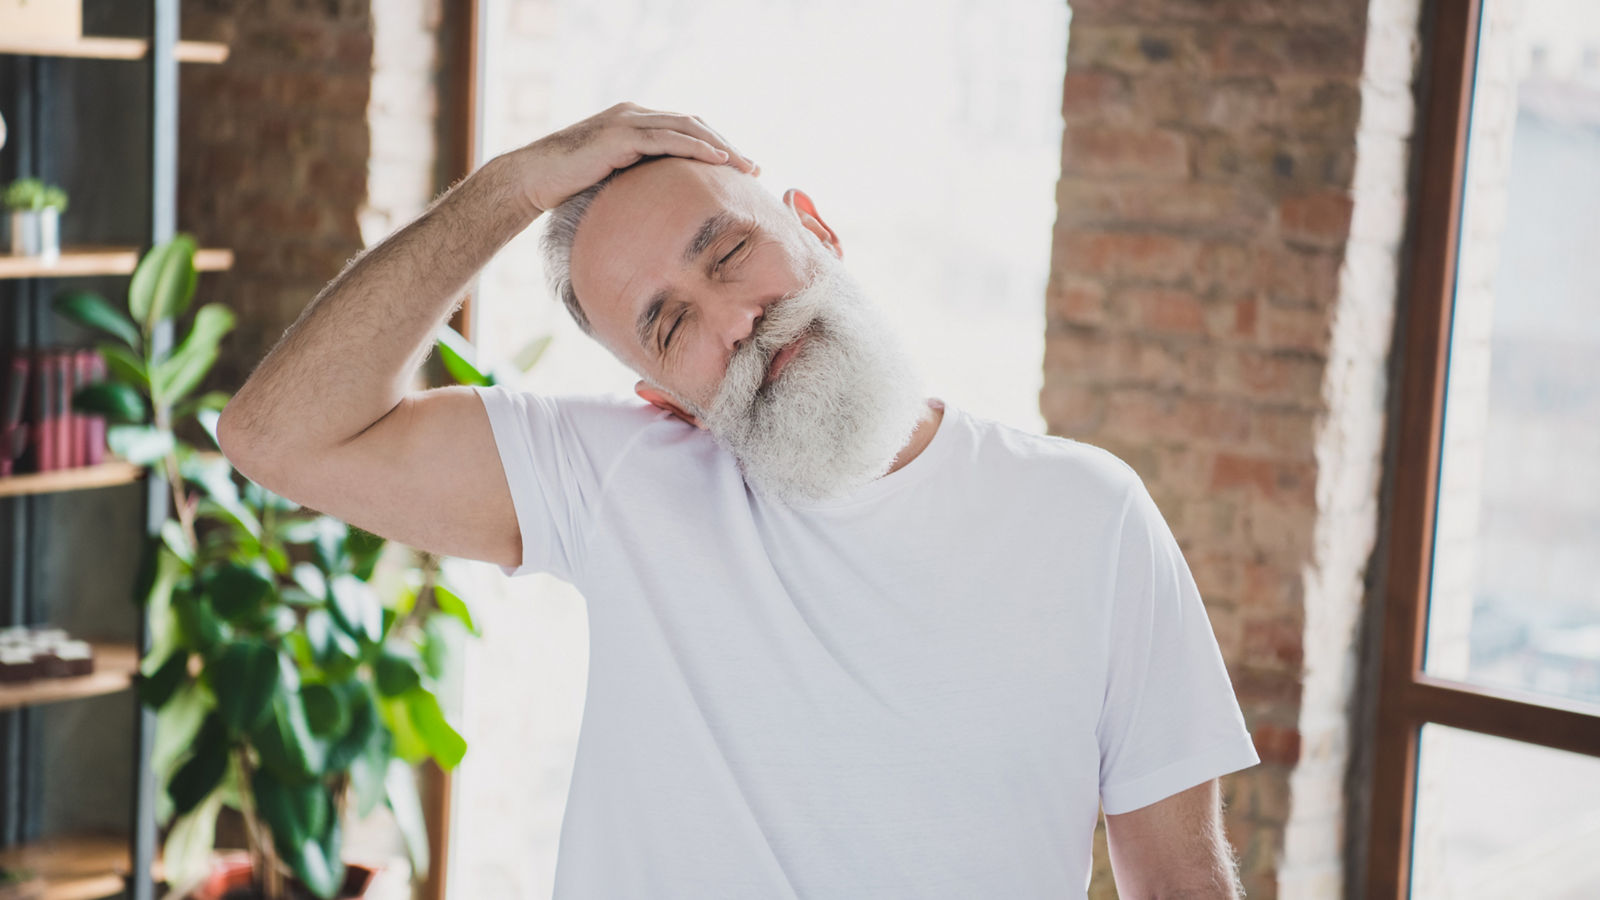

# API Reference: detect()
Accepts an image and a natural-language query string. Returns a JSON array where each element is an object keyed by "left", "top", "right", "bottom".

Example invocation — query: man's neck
[{"left": 884, "top": 399, "right": 945, "bottom": 477}]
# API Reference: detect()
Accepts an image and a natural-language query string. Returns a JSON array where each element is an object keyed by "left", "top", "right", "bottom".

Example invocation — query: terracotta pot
[{"left": 187, "top": 851, "right": 379, "bottom": 900}]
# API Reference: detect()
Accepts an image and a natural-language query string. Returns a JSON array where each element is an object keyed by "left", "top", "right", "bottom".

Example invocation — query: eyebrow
[{"left": 633, "top": 211, "right": 743, "bottom": 355}]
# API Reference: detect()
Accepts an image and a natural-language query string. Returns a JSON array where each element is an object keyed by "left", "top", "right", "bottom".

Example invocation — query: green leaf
[
  {"left": 129, "top": 234, "right": 199, "bottom": 331},
  {"left": 210, "top": 639, "right": 279, "bottom": 735},
  {"left": 107, "top": 424, "right": 175, "bottom": 465},
  {"left": 244, "top": 478, "right": 301, "bottom": 513},
  {"left": 419, "top": 617, "right": 449, "bottom": 681},
  {"left": 177, "top": 439, "right": 258, "bottom": 539},
  {"left": 301, "top": 683, "right": 349, "bottom": 737},
  {"left": 51, "top": 289, "right": 141, "bottom": 349},
  {"left": 173, "top": 585, "right": 224, "bottom": 654},
  {"left": 251, "top": 768, "right": 330, "bottom": 871},
  {"left": 345, "top": 527, "right": 386, "bottom": 582},
  {"left": 379, "top": 695, "right": 427, "bottom": 764},
  {"left": 310, "top": 519, "right": 349, "bottom": 572},
  {"left": 250, "top": 657, "right": 327, "bottom": 782},
  {"left": 386, "top": 759, "right": 431, "bottom": 880},
  {"left": 159, "top": 519, "right": 194, "bottom": 568},
  {"left": 73, "top": 381, "right": 147, "bottom": 423},
  {"left": 374, "top": 647, "right": 422, "bottom": 697},
  {"left": 306, "top": 610, "right": 362, "bottom": 680},
  {"left": 292, "top": 818, "right": 343, "bottom": 900},
  {"left": 324, "top": 682, "right": 379, "bottom": 772},
  {"left": 204, "top": 563, "right": 275, "bottom": 624},
  {"left": 512, "top": 334, "right": 553, "bottom": 373},
  {"left": 138, "top": 650, "right": 189, "bottom": 709},
  {"left": 431, "top": 583, "right": 479, "bottom": 636},
  {"left": 405, "top": 687, "right": 466, "bottom": 769},
  {"left": 168, "top": 714, "right": 229, "bottom": 817},
  {"left": 328, "top": 574, "right": 382, "bottom": 645},
  {"left": 151, "top": 303, "right": 235, "bottom": 403},
  {"left": 264, "top": 542, "right": 291, "bottom": 576},
  {"left": 96, "top": 340, "right": 150, "bottom": 390},
  {"left": 161, "top": 790, "right": 223, "bottom": 891},
  {"left": 194, "top": 407, "right": 223, "bottom": 452},
  {"left": 348, "top": 735, "right": 389, "bottom": 817},
  {"left": 433, "top": 324, "right": 491, "bottom": 386},
  {"left": 175, "top": 389, "right": 232, "bottom": 421},
  {"left": 292, "top": 563, "right": 328, "bottom": 602}
]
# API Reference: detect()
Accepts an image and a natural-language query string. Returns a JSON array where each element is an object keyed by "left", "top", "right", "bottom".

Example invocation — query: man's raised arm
[{"left": 214, "top": 103, "right": 755, "bottom": 567}]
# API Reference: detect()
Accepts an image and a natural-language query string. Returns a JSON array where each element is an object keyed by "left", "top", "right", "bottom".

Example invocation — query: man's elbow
[{"left": 215, "top": 400, "right": 275, "bottom": 483}]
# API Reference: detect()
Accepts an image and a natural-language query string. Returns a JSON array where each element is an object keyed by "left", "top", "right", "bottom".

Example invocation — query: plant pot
[
  {"left": 187, "top": 852, "right": 380, "bottom": 900},
  {"left": 8, "top": 209, "right": 59, "bottom": 261}
]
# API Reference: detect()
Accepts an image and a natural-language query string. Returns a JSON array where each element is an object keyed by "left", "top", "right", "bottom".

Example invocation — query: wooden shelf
[
  {"left": 0, "top": 643, "right": 139, "bottom": 712},
  {"left": 0, "top": 36, "right": 229, "bottom": 64},
  {"left": 0, "top": 461, "right": 143, "bottom": 499},
  {"left": 0, "top": 246, "right": 233, "bottom": 280},
  {"left": 0, "top": 832, "right": 137, "bottom": 900}
]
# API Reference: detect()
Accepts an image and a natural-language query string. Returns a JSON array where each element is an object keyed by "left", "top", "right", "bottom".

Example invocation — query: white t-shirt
[{"left": 472, "top": 385, "right": 1260, "bottom": 899}]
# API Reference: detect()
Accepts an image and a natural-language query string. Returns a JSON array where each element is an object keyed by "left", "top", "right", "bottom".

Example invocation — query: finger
[
  {"left": 632, "top": 113, "right": 756, "bottom": 172},
  {"left": 634, "top": 128, "right": 730, "bottom": 167}
]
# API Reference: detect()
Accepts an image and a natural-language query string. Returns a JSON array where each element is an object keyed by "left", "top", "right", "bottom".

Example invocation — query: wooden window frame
[{"left": 1366, "top": 0, "right": 1600, "bottom": 894}]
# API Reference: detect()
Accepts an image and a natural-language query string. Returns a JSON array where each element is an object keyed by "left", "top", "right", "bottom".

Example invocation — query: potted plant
[
  {"left": 52, "top": 235, "right": 547, "bottom": 899},
  {"left": 4, "top": 177, "right": 68, "bottom": 261}
]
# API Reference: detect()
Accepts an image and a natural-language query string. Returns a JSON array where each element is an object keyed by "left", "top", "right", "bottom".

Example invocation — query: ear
[
  {"left": 783, "top": 188, "right": 843, "bottom": 258},
  {"left": 635, "top": 380, "right": 706, "bottom": 429}
]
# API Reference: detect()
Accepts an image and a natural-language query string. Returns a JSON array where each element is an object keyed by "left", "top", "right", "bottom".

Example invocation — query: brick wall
[
  {"left": 1041, "top": 0, "right": 1424, "bottom": 895},
  {"left": 178, "top": 0, "right": 376, "bottom": 394}
]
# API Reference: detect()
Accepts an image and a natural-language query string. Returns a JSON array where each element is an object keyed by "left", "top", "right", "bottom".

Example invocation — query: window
[{"left": 1369, "top": 0, "right": 1600, "bottom": 894}]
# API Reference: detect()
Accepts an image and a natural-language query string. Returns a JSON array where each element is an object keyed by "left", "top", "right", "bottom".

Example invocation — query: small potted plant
[{"left": 4, "top": 177, "right": 68, "bottom": 261}]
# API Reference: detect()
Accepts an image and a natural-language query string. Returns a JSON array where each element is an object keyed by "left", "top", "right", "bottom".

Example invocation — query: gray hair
[{"left": 539, "top": 173, "right": 619, "bottom": 337}]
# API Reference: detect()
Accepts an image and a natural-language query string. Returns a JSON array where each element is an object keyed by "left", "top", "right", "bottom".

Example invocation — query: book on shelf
[{"left": 0, "top": 346, "right": 111, "bottom": 477}]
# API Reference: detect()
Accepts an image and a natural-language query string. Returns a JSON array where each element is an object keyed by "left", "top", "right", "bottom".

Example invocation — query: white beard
[{"left": 679, "top": 251, "right": 931, "bottom": 504}]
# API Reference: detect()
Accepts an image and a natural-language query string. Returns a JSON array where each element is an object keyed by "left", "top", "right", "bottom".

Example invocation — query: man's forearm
[{"left": 219, "top": 150, "right": 538, "bottom": 461}]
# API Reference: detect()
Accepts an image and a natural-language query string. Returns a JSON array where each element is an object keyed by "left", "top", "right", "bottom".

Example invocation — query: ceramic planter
[
  {"left": 186, "top": 852, "right": 380, "bottom": 900},
  {"left": 8, "top": 209, "right": 59, "bottom": 261}
]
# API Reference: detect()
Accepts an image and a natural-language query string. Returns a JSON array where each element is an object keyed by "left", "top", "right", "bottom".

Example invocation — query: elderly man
[{"left": 218, "top": 103, "right": 1260, "bottom": 899}]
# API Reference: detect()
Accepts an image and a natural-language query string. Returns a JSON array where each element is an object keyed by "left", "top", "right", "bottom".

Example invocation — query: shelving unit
[{"left": 1, "top": 4, "right": 231, "bottom": 899}]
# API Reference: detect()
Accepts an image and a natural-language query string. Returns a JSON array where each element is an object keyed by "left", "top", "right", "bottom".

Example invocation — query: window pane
[
  {"left": 1411, "top": 725, "right": 1600, "bottom": 898},
  {"left": 1424, "top": 0, "right": 1600, "bottom": 707}
]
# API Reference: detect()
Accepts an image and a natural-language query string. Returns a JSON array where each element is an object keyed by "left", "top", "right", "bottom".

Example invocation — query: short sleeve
[
  {"left": 472, "top": 385, "right": 655, "bottom": 581},
  {"left": 1096, "top": 475, "right": 1260, "bottom": 816}
]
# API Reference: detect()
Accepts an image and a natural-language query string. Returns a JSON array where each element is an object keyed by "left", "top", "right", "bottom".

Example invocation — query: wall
[
  {"left": 1040, "top": 0, "right": 1424, "bottom": 895},
  {"left": 179, "top": 0, "right": 376, "bottom": 397}
]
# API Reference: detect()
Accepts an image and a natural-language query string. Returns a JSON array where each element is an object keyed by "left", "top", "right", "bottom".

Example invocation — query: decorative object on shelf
[
  {"left": 50, "top": 236, "right": 501, "bottom": 900},
  {"left": 3, "top": 177, "right": 68, "bottom": 262},
  {"left": 0, "top": 0, "right": 81, "bottom": 40},
  {"left": 0, "top": 626, "right": 96, "bottom": 681}
]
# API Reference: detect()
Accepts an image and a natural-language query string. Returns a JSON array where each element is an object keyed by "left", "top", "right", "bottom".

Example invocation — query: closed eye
[
  {"left": 664, "top": 310, "right": 687, "bottom": 349},
  {"left": 715, "top": 239, "right": 747, "bottom": 270}
]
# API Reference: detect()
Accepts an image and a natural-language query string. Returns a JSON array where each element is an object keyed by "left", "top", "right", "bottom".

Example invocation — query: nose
[{"left": 719, "top": 292, "right": 773, "bottom": 355}]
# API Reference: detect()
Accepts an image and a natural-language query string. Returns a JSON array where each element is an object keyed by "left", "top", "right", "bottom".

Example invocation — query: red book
[
  {"left": 52, "top": 351, "right": 71, "bottom": 471},
  {"left": 65, "top": 351, "right": 81, "bottom": 469},
  {"left": 30, "top": 349, "right": 55, "bottom": 473},
  {"left": 83, "top": 351, "right": 106, "bottom": 466},
  {"left": 70, "top": 350, "right": 90, "bottom": 468}
]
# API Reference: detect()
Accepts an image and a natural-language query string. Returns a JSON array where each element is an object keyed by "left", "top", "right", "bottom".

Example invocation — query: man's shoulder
[{"left": 953, "top": 406, "right": 1143, "bottom": 502}]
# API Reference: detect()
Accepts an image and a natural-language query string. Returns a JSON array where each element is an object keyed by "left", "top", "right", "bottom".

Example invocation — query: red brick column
[{"left": 1042, "top": 0, "right": 1422, "bottom": 895}]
